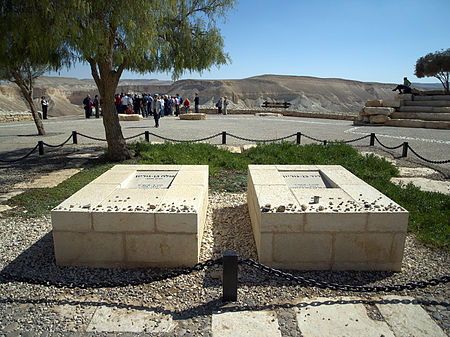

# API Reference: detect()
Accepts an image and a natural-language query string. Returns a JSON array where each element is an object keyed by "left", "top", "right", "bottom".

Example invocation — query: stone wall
[{"left": 0, "top": 111, "right": 42, "bottom": 123}]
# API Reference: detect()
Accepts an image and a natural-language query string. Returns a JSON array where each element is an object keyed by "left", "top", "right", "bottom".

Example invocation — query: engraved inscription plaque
[
  {"left": 280, "top": 170, "right": 331, "bottom": 189},
  {"left": 125, "top": 170, "right": 178, "bottom": 189}
]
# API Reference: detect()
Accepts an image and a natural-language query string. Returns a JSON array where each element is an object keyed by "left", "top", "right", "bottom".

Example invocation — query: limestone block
[
  {"left": 253, "top": 185, "right": 299, "bottom": 210},
  {"left": 51, "top": 210, "right": 92, "bottom": 232},
  {"left": 259, "top": 233, "right": 273, "bottom": 262},
  {"left": 396, "top": 93, "right": 413, "bottom": 100},
  {"left": 382, "top": 99, "right": 401, "bottom": 108},
  {"left": 260, "top": 212, "right": 304, "bottom": 232},
  {"left": 305, "top": 212, "right": 367, "bottom": 232},
  {"left": 273, "top": 233, "right": 332, "bottom": 263},
  {"left": 334, "top": 233, "right": 394, "bottom": 263},
  {"left": 276, "top": 165, "right": 319, "bottom": 171},
  {"left": 363, "top": 107, "right": 395, "bottom": 116},
  {"left": 365, "top": 99, "right": 383, "bottom": 107},
  {"left": 125, "top": 233, "right": 198, "bottom": 266},
  {"left": 369, "top": 115, "right": 390, "bottom": 124},
  {"left": 170, "top": 170, "right": 208, "bottom": 186},
  {"left": 52, "top": 184, "right": 118, "bottom": 211},
  {"left": 93, "top": 211, "right": 155, "bottom": 232},
  {"left": 53, "top": 231, "right": 124, "bottom": 266},
  {"left": 362, "top": 116, "right": 370, "bottom": 123},
  {"left": 318, "top": 166, "right": 364, "bottom": 186},
  {"left": 367, "top": 212, "right": 409, "bottom": 232},
  {"left": 118, "top": 114, "right": 143, "bottom": 121},
  {"left": 249, "top": 168, "right": 286, "bottom": 186},
  {"left": 179, "top": 113, "right": 206, "bottom": 120},
  {"left": 92, "top": 171, "right": 135, "bottom": 185},
  {"left": 155, "top": 213, "right": 198, "bottom": 233}
]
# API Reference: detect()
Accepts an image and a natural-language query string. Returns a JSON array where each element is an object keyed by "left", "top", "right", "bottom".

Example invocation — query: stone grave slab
[
  {"left": 247, "top": 165, "right": 408, "bottom": 271},
  {"left": 51, "top": 165, "right": 208, "bottom": 267}
]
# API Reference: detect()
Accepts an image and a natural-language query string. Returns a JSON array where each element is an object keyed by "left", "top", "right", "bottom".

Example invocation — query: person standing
[
  {"left": 41, "top": 96, "right": 48, "bottom": 119},
  {"left": 93, "top": 95, "right": 100, "bottom": 118},
  {"left": 83, "top": 94, "right": 92, "bottom": 118},
  {"left": 216, "top": 97, "right": 223, "bottom": 114},
  {"left": 183, "top": 97, "right": 190, "bottom": 113},
  {"left": 121, "top": 94, "right": 129, "bottom": 113},
  {"left": 175, "top": 94, "right": 181, "bottom": 116},
  {"left": 223, "top": 96, "right": 229, "bottom": 115},
  {"left": 154, "top": 95, "right": 161, "bottom": 127},
  {"left": 194, "top": 93, "right": 199, "bottom": 113}
]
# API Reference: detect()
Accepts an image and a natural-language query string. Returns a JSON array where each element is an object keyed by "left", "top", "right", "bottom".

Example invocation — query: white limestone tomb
[
  {"left": 247, "top": 165, "right": 408, "bottom": 271},
  {"left": 51, "top": 165, "right": 208, "bottom": 267}
]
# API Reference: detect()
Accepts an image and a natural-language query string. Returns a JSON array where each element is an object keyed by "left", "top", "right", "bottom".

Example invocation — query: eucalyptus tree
[
  {"left": 415, "top": 48, "right": 450, "bottom": 94},
  {"left": 0, "top": 0, "right": 68, "bottom": 135},
  {"left": 63, "top": 0, "right": 235, "bottom": 161}
]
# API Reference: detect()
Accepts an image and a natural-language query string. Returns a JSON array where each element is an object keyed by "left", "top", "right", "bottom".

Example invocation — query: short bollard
[
  {"left": 369, "top": 133, "right": 375, "bottom": 146},
  {"left": 145, "top": 131, "right": 150, "bottom": 142},
  {"left": 402, "top": 142, "right": 409, "bottom": 158},
  {"left": 296, "top": 132, "right": 302, "bottom": 145},
  {"left": 222, "top": 251, "right": 238, "bottom": 302},
  {"left": 72, "top": 131, "right": 78, "bottom": 144},
  {"left": 222, "top": 131, "right": 227, "bottom": 145},
  {"left": 323, "top": 140, "right": 327, "bottom": 146},
  {"left": 38, "top": 141, "right": 44, "bottom": 155}
]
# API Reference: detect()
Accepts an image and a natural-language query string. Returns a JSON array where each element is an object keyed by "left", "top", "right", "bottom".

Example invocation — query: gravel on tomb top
[{"left": 0, "top": 192, "right": 449, "bottom": 335}]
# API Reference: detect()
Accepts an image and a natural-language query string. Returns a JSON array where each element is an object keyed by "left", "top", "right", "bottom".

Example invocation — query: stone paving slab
[
  {"left": 376, "top": 295, "right": 447, "bottom": 337},
  {"left": 13, "top": 168, "right": 82, "bottom": 189},
  {"left": 212, "top": 310, "right": 281, "bottom": 337},
  {"left": 391, "top": 177, "right": 450, "bottom": 195}
]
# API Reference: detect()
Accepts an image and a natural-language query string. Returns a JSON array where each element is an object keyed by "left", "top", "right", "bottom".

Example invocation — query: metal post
[
  {"left": 402, "top": 142, "right": 408, "bottom": 158},
  {"left": 323, "top": 140, "right": 327, "bottom": 146},
  {"left": 296, "top": 132, "right": 302, "bottom": 145},
  {"left": 38, "top": 141, "right": 44, "bottom": 155},
  {"left": 222, "top": 131, "right": 227, "bottom": 145},
  {"left": 369, "top": 133, "right": 375, "bottom": 146},
  {"left": 72, "top": 131, "right": 78, "bottom": 144},
  {"left": 222, "top": 251, "right": 238, "bottom": 302},
  {"left": 145, "top": 131, "right": 150, "bottom": 142}
]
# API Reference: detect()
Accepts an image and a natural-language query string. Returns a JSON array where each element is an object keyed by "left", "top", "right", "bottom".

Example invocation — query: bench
[{"left": 261, "top": 101, "right": 291, "bottom": 109}]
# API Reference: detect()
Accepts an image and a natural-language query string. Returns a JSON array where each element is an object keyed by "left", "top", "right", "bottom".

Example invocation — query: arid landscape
[{"left": 0, "top": 74, "right": 437, "bottom": 118}]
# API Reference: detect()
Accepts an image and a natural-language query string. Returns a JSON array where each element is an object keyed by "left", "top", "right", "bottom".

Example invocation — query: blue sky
[{"left": 48, "top": 0, "right": 450, "bottom": 84}]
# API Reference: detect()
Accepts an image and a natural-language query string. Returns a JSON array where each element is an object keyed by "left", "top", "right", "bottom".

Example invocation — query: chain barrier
[
  {"left": 240, "top": 258, "right": 450, "bottom": 292},
  {"left": 0, "top": 144, "right": 39, "bottom": 163},
  {"left": 227, "top": 133, "right": 296, "bottom": 143},
  {"left": 374, "top": 136, "right": 404, "bottom": 150},
  {"left": 342, "top": 134, "right": 371, "bottom": 144},
  {"left": 124, "top": 132, "right": 146, "bottom": 140},
  {"left": 42, "top": 134, "right": 73, "bottom": 148},
  {"left": 302, "top": 133, "right": 325, "bottom": 143},
  {"left": 407, "top": 145, "right": 450, "bottom": 164},
  {"left": 0, "top": 258, "right": 222, "bottom": 289},
  {"left": 77, "top": 132, "right": 107, "bottom": 142},
  {"left": 149, "top": 132, "right": 222, "bottom": 143}
]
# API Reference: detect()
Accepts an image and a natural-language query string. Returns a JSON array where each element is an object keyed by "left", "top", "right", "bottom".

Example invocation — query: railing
[
  {"left": 0, "top": 251, "right": 448, "bottom": 302},
  {"left": 0, "top": 131, "right": 449, "bottom": 165}
]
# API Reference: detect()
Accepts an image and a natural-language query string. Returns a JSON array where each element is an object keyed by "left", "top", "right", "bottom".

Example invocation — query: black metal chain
[
  {"left": 227, "top": 133, "right": 296, "bottom": 143},
  {"left": 42, "top": 134, "right": 73, "bottom": 148},
  {"left": 0, "top": 144, "right": 39, "bottom": 163},
  {"left": 149, "top": 132, "right": 222, "bottom": 143},
  {"left": 342, "top": 134, "right": 371, "bottom": 143},
  {"left": 302, "top": 133, "right": 325, "bottom": 143},
  {"left": 0, "top": 258, "right": 222, "bottom": 289},
  {"left": 77, "top": 132, "right": 107, "bottom": 142},
  {"left": 374, "top": 136, "right": 404, "bottom": 150},
  {"left": 240, "top": 258, "right": 450, "bottom": 292},
  {"left": 407, "top": 144, "right": 450, "bottom": 164},
  {"left": 124, "top": 132, "right": 146, "bottom": 140}
]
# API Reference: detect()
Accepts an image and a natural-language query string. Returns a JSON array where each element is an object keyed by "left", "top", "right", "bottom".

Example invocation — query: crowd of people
[{"left": 81, "top": 92, "right": 230, "bottom": 127}]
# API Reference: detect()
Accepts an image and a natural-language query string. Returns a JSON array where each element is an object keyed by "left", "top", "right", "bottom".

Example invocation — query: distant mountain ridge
[{"left": 0, "top": 74, "right": 442, "bottom": 117}]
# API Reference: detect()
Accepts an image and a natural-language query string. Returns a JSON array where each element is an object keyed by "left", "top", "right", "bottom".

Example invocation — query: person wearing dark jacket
[{"left": 83, "top": 94, "right": 92, "bottom": 118}]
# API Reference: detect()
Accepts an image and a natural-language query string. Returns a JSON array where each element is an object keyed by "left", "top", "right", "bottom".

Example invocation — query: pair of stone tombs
[{"left": 51, "top": 164, "right": 408, "bottom": 271}]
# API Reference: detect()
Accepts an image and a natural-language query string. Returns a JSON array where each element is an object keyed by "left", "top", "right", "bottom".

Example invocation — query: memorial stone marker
[
  {"left": 51, "top": 165, "right": 208, "bottom": 268},
  {"left": 247, "top": 165, "right": 408, "bottom": 271}
]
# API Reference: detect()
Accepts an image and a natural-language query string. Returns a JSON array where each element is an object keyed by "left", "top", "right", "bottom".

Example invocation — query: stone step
[
  {"left": 391, "top": 112, "right": 450, "bottom": 121},
  {"left": 404, "top": 100, "right": 450, "bottom": 107},
  {"left": 414, "top": 94, "right": 450, "bottom": 101},
  {"left": 386, "top": 119, "right": 450, "bottom": 129},
  {"left": 399, "top": 106, "right": 450, "bottom": 113}
]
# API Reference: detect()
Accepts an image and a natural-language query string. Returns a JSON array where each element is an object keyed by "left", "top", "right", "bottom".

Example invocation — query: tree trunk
[
  {"left": 16, "top": 81, "right": 45, "bottom": 136},
  {"left": 98, "top": 80, "right": 131, "bottom": 161}
]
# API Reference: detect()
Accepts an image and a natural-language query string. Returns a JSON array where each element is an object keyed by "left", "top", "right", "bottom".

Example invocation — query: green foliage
[{"left": 415, "top": 48, "right": 450, "bottom": 93}]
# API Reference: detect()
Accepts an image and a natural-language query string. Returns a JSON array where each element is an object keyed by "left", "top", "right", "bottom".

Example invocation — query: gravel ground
[{"left": 0, "top": 192, "right": 449, "bottom": 336}]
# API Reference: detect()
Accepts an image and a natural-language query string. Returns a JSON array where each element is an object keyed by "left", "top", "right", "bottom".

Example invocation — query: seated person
[{"left": 393, "top": 77, "right": 412, "bottom": 94}]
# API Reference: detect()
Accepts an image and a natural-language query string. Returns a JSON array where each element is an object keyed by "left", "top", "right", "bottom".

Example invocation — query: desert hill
[{"left": 0, "top": 74, "right": 419, "bottom": 118}]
